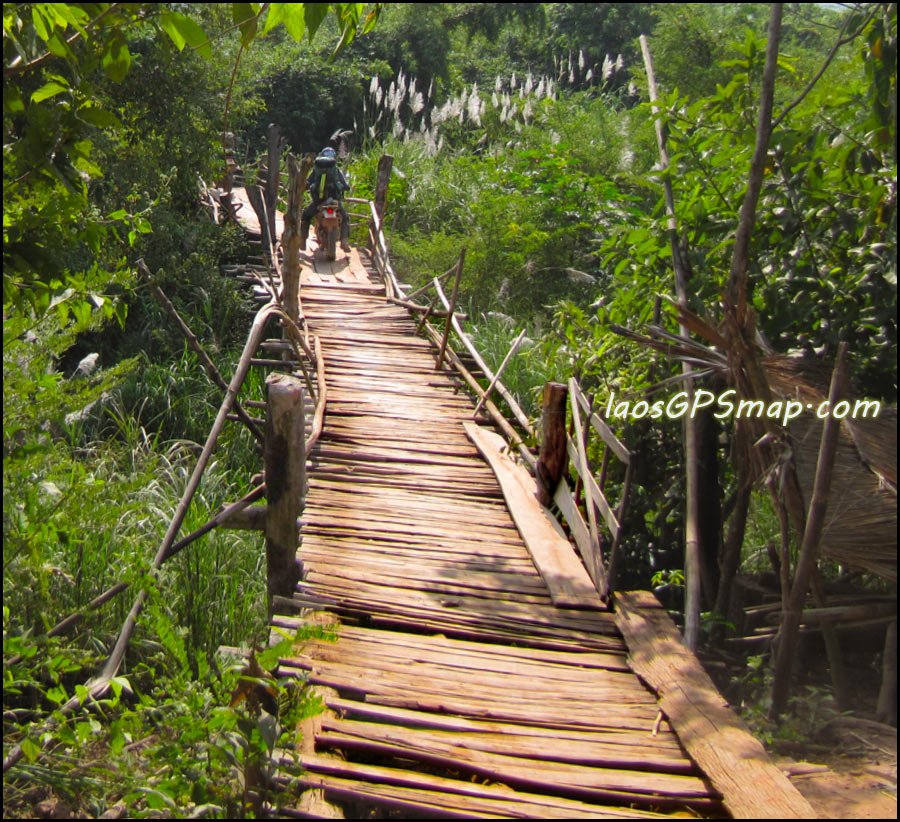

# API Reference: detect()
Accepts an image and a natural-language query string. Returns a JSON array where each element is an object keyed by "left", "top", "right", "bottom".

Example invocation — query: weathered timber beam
[
  {"left": 615, "top": 590, "right": 817, "bottom": 819},
  {"left": 264, "top": 373, "right": 305, "bottom": 611}
]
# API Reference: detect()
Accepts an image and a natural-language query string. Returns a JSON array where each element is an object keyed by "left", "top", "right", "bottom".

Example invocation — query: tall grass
[{"left": 356, "top": 52, "right": 627, "bottom": 155}]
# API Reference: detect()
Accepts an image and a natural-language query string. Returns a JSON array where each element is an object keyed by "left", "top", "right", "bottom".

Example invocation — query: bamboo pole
[
  {"left": 432, "top": 277, "right": 534, "bottom": 437},
  {"left": 640, "top": 34, "right": 703, "bottom": 650},
  {"left": 770, "top": 342, "right": 848, "bottom": 719},
  {"left": 472, "top": 329, "right": 526, "bottom": 418},
  {"left": 404, "top": 262, "right": 459, "bottom": 301},
  {"left": 435, "top": 249, "right": 465, "bottom": 371},
  {"left": 265, "top": 123, "right": 281, "bottom": 244}
]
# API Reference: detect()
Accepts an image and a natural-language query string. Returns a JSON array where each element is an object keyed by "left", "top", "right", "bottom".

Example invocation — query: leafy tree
[{"left": 3, "top": 3, "right": 381, "bottom": 317}]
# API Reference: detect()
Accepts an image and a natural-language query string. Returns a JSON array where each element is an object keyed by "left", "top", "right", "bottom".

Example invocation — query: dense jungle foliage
[{"left": 4, "top": 2, "right": 897, "bottom": 817}]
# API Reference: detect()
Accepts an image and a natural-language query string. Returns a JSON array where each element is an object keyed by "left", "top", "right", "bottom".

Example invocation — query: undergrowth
[{"left": 3, "top": 243, "right": 321, "bottom": 817}]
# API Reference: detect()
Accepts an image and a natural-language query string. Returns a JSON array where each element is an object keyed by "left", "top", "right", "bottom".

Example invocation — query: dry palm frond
[{"left": 613, "top": 312, "right": 896, "bottom": 582}]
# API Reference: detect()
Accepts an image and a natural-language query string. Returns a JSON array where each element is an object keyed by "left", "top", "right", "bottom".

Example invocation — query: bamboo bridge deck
[{"left": 227, "top": 190, "right": 815, "bottom": 819}]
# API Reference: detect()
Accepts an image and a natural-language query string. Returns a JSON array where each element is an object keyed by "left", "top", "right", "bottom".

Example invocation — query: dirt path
[{"left": 781, "top": 758, "right": 896, "bottom": 819}]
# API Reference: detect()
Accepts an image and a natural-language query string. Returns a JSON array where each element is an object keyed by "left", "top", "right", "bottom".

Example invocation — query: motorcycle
[{"left": 314, "top": 198, "right": 342, "bottom": 261}]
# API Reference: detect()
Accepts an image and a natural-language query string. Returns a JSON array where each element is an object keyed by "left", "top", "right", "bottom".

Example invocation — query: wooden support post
[
  {"left": 264, "top": 374, "right": 305, "bottom": 612},
  {"left": 770, "top": 342, "right": 848, "bottom": 720},
  {"left": 536, "top": 382, "right": 568, "bottom": 507},
  {"left": 265, "top": 124, "right": 281, "bottom": 243},
  {"left": 435, "top": 249, "right": 464, "bottom": 371},
  {"left": 246, "top": 184, "right": 274, "bottom": 262},
  {"left": 281, "top": 155, "right": 304, "bottom": 326},
  {"left": 876, "top": 618, "right": 897, "bottom": 726}
]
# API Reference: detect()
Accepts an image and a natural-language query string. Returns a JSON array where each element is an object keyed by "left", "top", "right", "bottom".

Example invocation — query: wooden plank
[
  {"left": 332, "top": 625, "right": 629, "bottom": 671},
  {"left": 323, "top": 697, "right": 684, "bottom": 754},
  {"left": 298, "top": 756, "right": 672, "bottom": 819},
  {"left": 292, "top": 647, "right": 656, "bottom": 703},
  {"left": 318, "top": 717, "right": 692, "bottom": 773},
  {"left": 305, "top": 633, "right": 631, "bottom": 681},
  {"left": 614, "top": 590, "right": 817, "bottom": 819},
  {"left": 313, "top": 730, "right": 722, "bottom": 810},
  {"left": 464, "top": 422, "right": 604, "bottom": 610}
]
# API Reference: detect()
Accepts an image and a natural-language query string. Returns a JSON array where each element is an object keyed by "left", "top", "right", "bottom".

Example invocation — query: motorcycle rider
[{"left": 300, "top": 146, "right": 351, "bottom": 253}]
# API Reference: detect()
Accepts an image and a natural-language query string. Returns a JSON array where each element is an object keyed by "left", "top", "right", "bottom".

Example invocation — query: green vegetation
[{"left": 4, "top": 2, "right": 897, "bottom": 815}]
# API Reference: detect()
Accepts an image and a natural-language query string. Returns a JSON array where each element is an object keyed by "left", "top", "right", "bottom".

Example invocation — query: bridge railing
[{"left": 357, "top": 156, "right": 632, "bottom": 601}]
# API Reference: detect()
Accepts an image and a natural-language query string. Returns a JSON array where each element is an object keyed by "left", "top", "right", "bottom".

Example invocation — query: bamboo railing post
[
  {"left": 264, "top": 373, "right": 305, "bottom": 613},
  {"left": 472, "top": 329, "right": 527, "bottom": 418},
  {"left": 569, "top": 377, "right": 604, "bottom": 593},
  {"left": 536, "top": 382, "right": 568, "bottom": 507},
  {"left": 436, "top": 249, "right": 465, "bottom": 370},
  {"left": 770, "top": 342, "right": 848, "bottom": 719}
]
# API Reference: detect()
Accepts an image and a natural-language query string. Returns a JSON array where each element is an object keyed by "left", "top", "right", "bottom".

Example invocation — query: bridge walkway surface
[{"left": 227, "top": 188, "right": 814, "bottom": 818}]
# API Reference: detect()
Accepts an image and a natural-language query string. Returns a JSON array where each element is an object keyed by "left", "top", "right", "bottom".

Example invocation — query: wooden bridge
[{"left": 217, "top": 168, "right": 816, "bottom": 819}]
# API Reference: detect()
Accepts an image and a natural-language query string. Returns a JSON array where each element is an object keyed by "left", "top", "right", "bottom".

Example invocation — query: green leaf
[
  {"left": 160, "top": 11, "right": 212, "bottom": 58},
  {"left": 31, "top": 6, "right": 52, "bottom": 42},
  {"left": 102, "top": 32, "right": 131, "bottom": 82},
  {"left": 77, "top": 104, "right": 122, "bottom": 129},
  {"left": 304, "top": 3, "right": 330, "bottom": 41},
  {"left": 262, "top": 3, "right": 291, "bottom": 37},
  {"left": 232, "top": 3, "right": 259, "bottom": 47},
  {"left": 271, "top": 3, "right": 307, "bottom": 41},
  {"left": 20, "top": 737, "right": 41, "bottom": 763},
  {"left": 44, "top": 32, "right": 73, "bottom": 59},
  {"left": 32, "top": 79, "right": 69, "bottom": 103}
]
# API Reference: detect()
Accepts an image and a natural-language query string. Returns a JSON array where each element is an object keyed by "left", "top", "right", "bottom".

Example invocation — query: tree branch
[
  {"left": 726, "top": 3, "right": 783, "bottom": 314},
  {"left": 771, "top": 7, "right": 877, "bottom": 131},
  {"left": 4, "top": 4, "right": 124, "bottom": 79}
]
